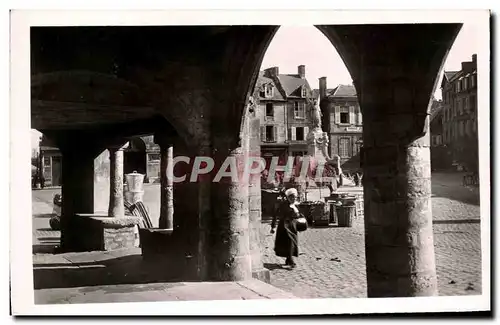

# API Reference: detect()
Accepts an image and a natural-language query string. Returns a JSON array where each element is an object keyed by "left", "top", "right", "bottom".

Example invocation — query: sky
[
  {"left": 260, "top": 24, "right": 479, "bottom": 100},
  {"left": 30, "top": 24, "right": 479, "bottom": 150}
]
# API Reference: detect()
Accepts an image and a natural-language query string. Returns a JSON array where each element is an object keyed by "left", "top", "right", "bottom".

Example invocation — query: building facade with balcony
[
  {"left": 253, "top": 65, "right": 314, "bottom": 169},
  {"left": 440, "top": 54, "right": 478, "bottom": 172},
  {"left": 318, "top": 78, "right": 363, "bottom": 173}
]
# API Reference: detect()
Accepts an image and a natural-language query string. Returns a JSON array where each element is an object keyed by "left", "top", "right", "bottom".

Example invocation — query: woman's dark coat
[{"left": 272, "top": 200, "right": 299, "bottom": 258}]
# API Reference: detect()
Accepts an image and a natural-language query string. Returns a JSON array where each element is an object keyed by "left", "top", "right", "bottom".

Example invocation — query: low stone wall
[{"left": 73, "top": 214, "right": 142, "bottom": 251}]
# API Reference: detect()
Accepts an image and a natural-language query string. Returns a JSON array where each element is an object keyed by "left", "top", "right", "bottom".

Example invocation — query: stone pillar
[
  {"left": 317, "top": 24, "right": 461, "bottom": 297},
  {"left": 362, "top": 108, "right": 437, "bottom": 297},
  {"left": 60, "top": 148, "right": 95, "bottom": 251},
  {"left": 171, "top": 141, "right": 210, "bottom": 281},
  {"left": 154, "top": 134, "right": 174, "bottom": 229},
  {"left": 208, "top": 139, "right": 252, "bottom": 281},
  {"left": 247, "top": 117, "right": 269, "bottom": 282},
  {"left": 108, "top": 143, "right": 129, "bottom": 217}
]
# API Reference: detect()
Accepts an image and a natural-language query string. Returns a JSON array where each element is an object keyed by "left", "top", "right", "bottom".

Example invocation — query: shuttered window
[
  {"left": 339, "top": 137, "right": 350, "bottom": 158},
  {"left": 261, "top": 125, "right": 277, "bottom": 142},
  {"left": 349, "top": 106, "right": 355, "bottom": 125},
  {"left": 294, "top": 101, "right": 305, "bottom": 119}
]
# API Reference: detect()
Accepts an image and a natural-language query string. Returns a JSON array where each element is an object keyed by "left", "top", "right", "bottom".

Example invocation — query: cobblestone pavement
[
  {"left": 259, "top": 173, "right": 483, "bottom": 298},
  {"left": 32, "top": 172, "right": 484, "bottom": 299}
]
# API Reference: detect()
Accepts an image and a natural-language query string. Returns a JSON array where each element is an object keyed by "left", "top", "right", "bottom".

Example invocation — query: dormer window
[
  {"left": 301, "top": 86, "right": 307, "bottom": 98},
  {"left": 264, "top": 84, "right": 274, "bottom": 98}
]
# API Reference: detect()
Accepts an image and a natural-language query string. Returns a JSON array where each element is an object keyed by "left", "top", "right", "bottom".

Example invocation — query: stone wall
[
  {"left": 103, "top": 227, "right": 137, "bottom": 251},
  {"left": 73, "top": 214, "right": 141, "bottom": 251}
]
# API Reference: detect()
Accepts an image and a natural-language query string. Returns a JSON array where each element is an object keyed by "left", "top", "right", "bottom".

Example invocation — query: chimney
[
  {"left": 472, "top": 54, "right": 477, "bottom": 63},
  {"left": 264, "top": 66, "right": 279, "bottom": 78},
  {"left": 319, "top": 77, "right": 327, "bottom": 100},
  {"left": 298, "top": 65, "right": 306, "bottom": 79}
]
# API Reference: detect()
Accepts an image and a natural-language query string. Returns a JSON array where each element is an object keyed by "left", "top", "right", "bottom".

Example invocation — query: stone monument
[{"left": 305, "top": 99, "right": 342, "bottom": 181}]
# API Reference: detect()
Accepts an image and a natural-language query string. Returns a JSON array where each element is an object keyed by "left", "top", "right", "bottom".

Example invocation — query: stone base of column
[
  {"left": 252, "top": 268, "right": 271, "bottom": 284},
  {"left": 72, "top": 214, "right": 142, "bottom": 251}
]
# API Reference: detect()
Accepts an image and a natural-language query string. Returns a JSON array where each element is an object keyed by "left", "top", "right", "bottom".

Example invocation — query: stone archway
[
  {"left": 30, "top": 25, "right": 463, "bottom": 292},
  {"left": 124, "top": 137, "right": 147, "bottom": 177}
]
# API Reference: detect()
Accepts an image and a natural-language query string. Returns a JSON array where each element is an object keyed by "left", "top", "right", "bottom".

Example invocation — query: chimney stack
[
  {"left": 472, "top": 54, "right": 477, "bottom": 63},
  {"left": 319, "top": 77, "right": 327, "bottom": 100},
  {"left": 298, "top": 65, "right": 306, "bottom": 79},
  {"left": 264, "top": 66, "right": 279, "bottom": 78}
]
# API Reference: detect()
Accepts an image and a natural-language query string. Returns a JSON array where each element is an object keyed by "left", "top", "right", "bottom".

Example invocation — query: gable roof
[
  {"left": 313, "top": 88, "right": 337, "bottom": 98},
  {"left": 255, "top": 72, "right": 285, "bottom": 100},
  {"left": 444, "top": 71, "right": 459, "bottom": 81},
  {"left": 277, "top": 74, "right": 310, "bottom": 97},
  {"left": 331, "top": 84, "right": 357, "bottom": 98}
]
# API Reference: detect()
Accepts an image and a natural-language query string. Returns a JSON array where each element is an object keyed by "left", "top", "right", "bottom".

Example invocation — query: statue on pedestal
[{"left": 305, "top": 99, "right": 343, "bottom": 193}]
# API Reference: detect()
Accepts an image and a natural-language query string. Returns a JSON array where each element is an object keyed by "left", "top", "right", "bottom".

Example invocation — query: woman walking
[{"left": 270, "top": 188, "right": 301, "bottom": 268}]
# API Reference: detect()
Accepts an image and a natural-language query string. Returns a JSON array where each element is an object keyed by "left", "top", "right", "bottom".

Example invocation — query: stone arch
[
  {"left": 124, "top": 137, "right": 147, "bottom": 177},
  {"left": 31, "top": 69, "right": 191, "bottom": 149}
]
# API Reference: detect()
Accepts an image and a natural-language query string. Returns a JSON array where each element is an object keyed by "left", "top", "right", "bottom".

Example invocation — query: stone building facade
[
  {"left": 318, "top": 78, "right": 363, "bottom": 173},
  {"left": 39, "top": 135, "right": 62, "bottom": 186},
  {"left": 253, "top": 65, "right": 315, "bottom": 169},
  {"left": 440, "top": 54, "right": 478, "bottom": 171},
  {"left": 429, "top": 99, "right": 453, "bottom": 170},
  {"left": 40, "top": 134, "right": 161, "bottom": 188}
]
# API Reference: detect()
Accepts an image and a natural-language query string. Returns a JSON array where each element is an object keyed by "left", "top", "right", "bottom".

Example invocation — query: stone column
[
  {"left": 208, "top": 138, "right": 252, "bottom": 281},
  {"left": 108, "top": 142, "right": 129, "bottom": 217},
  {"left": 60, "top": 148, "right": 96, "bottom": 251},
  {"left": 362, "top": 107, "right": 437, "bottom": 297},
  {"left": 171, "top": 141, "right": 210, "bottom": 281},
  {"left": 247, "top": 116, "right": 269, "bottom": 281},
  {"left": 317, "top": 24, "right": 461, "bottom": 297},
  {"left": 154, "top": 134, "right": 174, "bottom": 229}
]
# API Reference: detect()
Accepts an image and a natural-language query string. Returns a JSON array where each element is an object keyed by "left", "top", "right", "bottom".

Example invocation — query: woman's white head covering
[{"left": 285, "top": 188, "right": 298, "bottom": 198}]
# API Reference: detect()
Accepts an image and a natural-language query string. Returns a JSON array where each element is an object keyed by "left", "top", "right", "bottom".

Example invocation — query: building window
[
  {"left": 265, "top": 103, "right": 274, "bottom": 120},
  {"left": 456, "top": 81, "right": 461, "bottom": 92},
  {"left": 301, "top": 86, "right": 307, "bottom": 98},
  {"left": 334, "top": 106, "right": 352, "bottom": 125},
  {"left": 294, "top": 101, "right": 305, "bottom": 119},
  {"left": 265, "top": 84, "right": 274, "bottom": 98},
  {"left": 296, "top": 127, "right": 305, "bottom": 141},
  {"left": 288, "top": 126, "right": 308, "bottom": 141},
  {"left": 261, "top": 84, "right": 274, "bottom": 98},
  {"left": 339, "top": 138, "right": 351, "bottom": 158},
  {"left": 43, "top": 156, "right": 51, "bottom": 166},
  {"left": 264, "top": 125, "right": 276, "bottom": 142},
  {"left": 470, "top": 95, "right": 476, "bottom": 111},
  {"left": 471, "top": 75, "right": 476, "bottom": 87},
  {"left": 463, "top": 78, "right": 468, "bottom": 90},
  {"left": 340, "top": 110, "right": 349, "bottom": 124}
]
